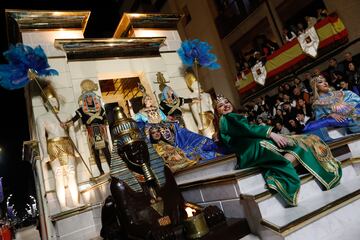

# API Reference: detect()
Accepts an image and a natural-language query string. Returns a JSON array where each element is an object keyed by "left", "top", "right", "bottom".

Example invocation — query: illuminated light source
[
  {"left": 185, "top": 207, "right": 196, "bottom": 218},
  {"left": 54, "top": 30, "right": 84, "bottom": 39},
  {"left": 183, "top": 207, "right": 209, "bottom": 239},
  {"left": 129, "top": 13, "right": 143, "bottom": 18},
  {"left": 133, "top": 29, "right": 166, "bottom": 38},
  {"left": 52, "top": 12, "right": 63, "bottom": 16}
]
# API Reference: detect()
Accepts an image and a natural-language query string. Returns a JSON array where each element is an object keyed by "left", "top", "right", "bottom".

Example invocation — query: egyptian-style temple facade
[
  {"left": 6, "top": 8, "right": 360, "bottom": 240},
  {"left": 6, "top": 10, "right": 202, "bottom": 239}
]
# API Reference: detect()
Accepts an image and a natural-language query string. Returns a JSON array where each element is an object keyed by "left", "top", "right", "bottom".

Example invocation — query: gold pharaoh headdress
[
  {"left": 184, "top": 68, "right": 197, "bottom": 92},
  {"left": 36, "top": 79, "right": 61, "bottom": 112},
  {"left": 80, "top": 79, "right": 98, "bottom": 93}
]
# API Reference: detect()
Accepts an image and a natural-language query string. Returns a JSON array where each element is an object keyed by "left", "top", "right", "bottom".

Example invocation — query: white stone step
[
  {"left": 283, "top": 197, "right": 360, "bottom": 240},
  {"left": 328, "top": 128, "right": 347, "bottom": 139},
  {"left": 261, "top": 176, "right": 360, "bottom": 239},
  {"left": 249, "top": 160, "right": 357, "bottom": 216},
  {"left": 239, "top": 154, "right": 354, "bottom": 198},
  {"left": 175, "top": 155, "right": 259, "bottom": 186},
  {"left": 239, "top": 233, "right": 261, "bottom": 240}
]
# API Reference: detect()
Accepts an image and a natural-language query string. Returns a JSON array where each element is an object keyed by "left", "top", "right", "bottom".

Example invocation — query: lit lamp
[{"left": 184, "top": 206, "right": 209, "bottom": 239}]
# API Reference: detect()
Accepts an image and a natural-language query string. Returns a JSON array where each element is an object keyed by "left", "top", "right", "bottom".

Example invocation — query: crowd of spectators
[
  {"left": 239, "top": 51, "right": 360, "bottom": 135},
  {"left": 282, "top": 8, "right": 328, "bottom": 43},
  {"left": 235, "top": 8, "right": 329, "bottom": 79}
]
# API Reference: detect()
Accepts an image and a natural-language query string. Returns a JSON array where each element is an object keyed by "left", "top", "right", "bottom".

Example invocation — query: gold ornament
[
  {"left": 154, "top": 72, "right": 169, "bottom": 91},
  {"left": 184, "top": 70, "right": 197, "bottom": 92},
  {"left": 80, "top": 79, "right": 99, "bottom": 93}
]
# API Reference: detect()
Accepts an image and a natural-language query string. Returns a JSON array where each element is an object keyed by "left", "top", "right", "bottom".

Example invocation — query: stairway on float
[{"left": 175, "top": 134, "right": 360, "bottom": 240}]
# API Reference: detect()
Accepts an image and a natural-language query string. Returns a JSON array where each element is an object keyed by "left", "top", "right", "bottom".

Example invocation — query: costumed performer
[
  {"left": 185, "top": 69, "right": 216, "bottom": 138},
  {"left": 215, "top": 95, "right": 342, "bottom": 206},
  {"left": 36, "top": 82, "right": 80, "bottom": 211},
  {"left": 134, "top": 93, "right": 220, "bottom": 164},
  {"left": 159, "top": 85, "right": 198, "bottom": 127},
  {"left": 304, "top": 75, "right": 360, "bottom": 135},
  {"left": 148, "top": 125, "right": 197, "bottom": 172},
  {"left": 65, "top": 80, "right": 111, "bottom": 176}
]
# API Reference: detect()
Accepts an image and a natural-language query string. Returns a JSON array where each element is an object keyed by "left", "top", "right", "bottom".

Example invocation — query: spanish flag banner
[
  {"left": 237, "top": 14, "right": 348, "bottom": 95},
  {"left": 235, "top": 69, "right": 256, "bottom": 94}
]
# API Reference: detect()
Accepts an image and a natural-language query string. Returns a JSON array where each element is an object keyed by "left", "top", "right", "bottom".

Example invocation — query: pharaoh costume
[
  {"left": 68, "top": 80, "right": 111, "bottom": 175},
  {"left": 106, "top": 107, "right": 187, "bottom": 239},
  {"left": 36, "top": 83, "right": 80, "bottom": 210},
  {"left": 102, "top": 107, "right": 226, "bottom": 239},
  {"left": 160, "top": 85, "right": 193, "bottom": 127},
  {"left": 305, "top": 90, "right": 360, "bottom": 133},
  {"left": 219, "top": 112, "right": 342, "bottom": 206},
  {"left": 185, "top": 70, "right": 216, "bottom": 139},
  {"left": 47, "top": 137, "right": 75, "bottom": 166}
]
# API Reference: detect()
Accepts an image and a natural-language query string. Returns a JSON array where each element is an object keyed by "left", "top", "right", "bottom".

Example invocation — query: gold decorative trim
[
  {"left": 266, "top": 126, "right": 273, "bottom": 138},
  {"left": 113, "top": 13, "right": 182, "bottom": 38},
  {"left": 5, "top": 9, "right": 90, "bottom": 32},
  {"left": 54, "top": 37, "right": 166, "bottom": 61},
  {"left": 260, "top": 139, "right": 341, "bottom": 190},
  {"left": 240, "top": 174, "right": 314, "bottom": 203},
  {"left": 240, "top": 158, "right": 352, "bottom": 203},
  {"left": 178, "top": 168, "right": 260, "bottom": 190},
  {"left": 350, "top": 157, "right": 360, "bottom": 164},
  {"left": 261, "top": 187, "right": 360, "bottom": 236},
  {"left": 82, "top": 179, "right": 110, "bottom": 194},
  {"left": 175, "top": 154, "right": 236, "bottom": 174},
  {"left": 328, "top": 134, "right": 360, "bottom": 149},
  {"left": 50, "top": 203, "right": 101, "bottom": 222}
]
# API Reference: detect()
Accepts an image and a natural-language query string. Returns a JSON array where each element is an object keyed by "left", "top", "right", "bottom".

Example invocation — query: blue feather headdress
[
  {"left": 0, "top": 44, "right": 58, "bottom": 90},
  {"left": 177, "top": 39, "right": 220, "bottom": 70}
]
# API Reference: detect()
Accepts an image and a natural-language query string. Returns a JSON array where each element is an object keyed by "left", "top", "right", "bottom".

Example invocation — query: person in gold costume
[
  {"left": 148, "top": 125, "right": 196, "bottom": 172},
  {"left": 185, "top": 69, "right": 216, "bottom": 138},
  {"left": 36, "top": 83, "right": 80, "bottom": 211}
]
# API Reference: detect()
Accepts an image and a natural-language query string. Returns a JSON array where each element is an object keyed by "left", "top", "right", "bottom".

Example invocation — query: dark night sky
[{"left": 0, "top": 0, "right": 161, "bottom": 216}]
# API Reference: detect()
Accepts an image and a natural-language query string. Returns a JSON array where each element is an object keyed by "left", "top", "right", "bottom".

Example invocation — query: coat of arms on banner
[
  {"left": 251, "top": 61, "right": 267, "bottom": 86},
  {"left": 298, "top": 26, "right": 320, "bottom": 58}
]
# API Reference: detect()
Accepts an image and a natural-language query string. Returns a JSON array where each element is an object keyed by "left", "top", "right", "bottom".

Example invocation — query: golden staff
[
  {"left": 28, "top": 69, "right": 94, "bottom": 178},
  {"left": 193, "top": 59, "right": 204, "bottom": 129}
]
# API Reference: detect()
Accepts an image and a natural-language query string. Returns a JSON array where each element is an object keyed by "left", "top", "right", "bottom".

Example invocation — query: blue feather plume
[
  {"left": 177, "top": 39, "right": 220, "bottom": 70},
  {"left": 0, "top": 44, "right": 58, "bottom": 90}
]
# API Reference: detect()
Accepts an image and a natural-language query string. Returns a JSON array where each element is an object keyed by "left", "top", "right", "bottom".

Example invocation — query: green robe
[{"left": 219, "top": 113, "right": 342, "bottom": 206}]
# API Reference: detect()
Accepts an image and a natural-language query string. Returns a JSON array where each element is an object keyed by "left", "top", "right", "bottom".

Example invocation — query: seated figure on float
[
  {"left": 101, "top": 107, "right": 224, "bottom": 239},
  {"left": 134, "top": 93, "right": 219, "bottom": 167},
  {"left": 185, "top": 69, "right": 216, "bottom": 139},
  {"left": 304, "top": 75, "right": 360, "bottom": 141},
  {"left": 215, "top": 95, "right": 342, "bottom": 206},
  {"left": 36, "top": 82, "right": 80, "bottom": 211},
  {"left": 148, "top": 124, "right": 197, "bottom": 172}
]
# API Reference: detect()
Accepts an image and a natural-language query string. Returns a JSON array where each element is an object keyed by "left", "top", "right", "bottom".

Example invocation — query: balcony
[{"left": 235, "top": 13, "right": 349, "bottom": 100}]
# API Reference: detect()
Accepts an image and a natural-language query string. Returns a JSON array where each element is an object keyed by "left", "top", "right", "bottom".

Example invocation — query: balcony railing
[{"left": 235, "top": 14, "right": 348, "bottom": 100}]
